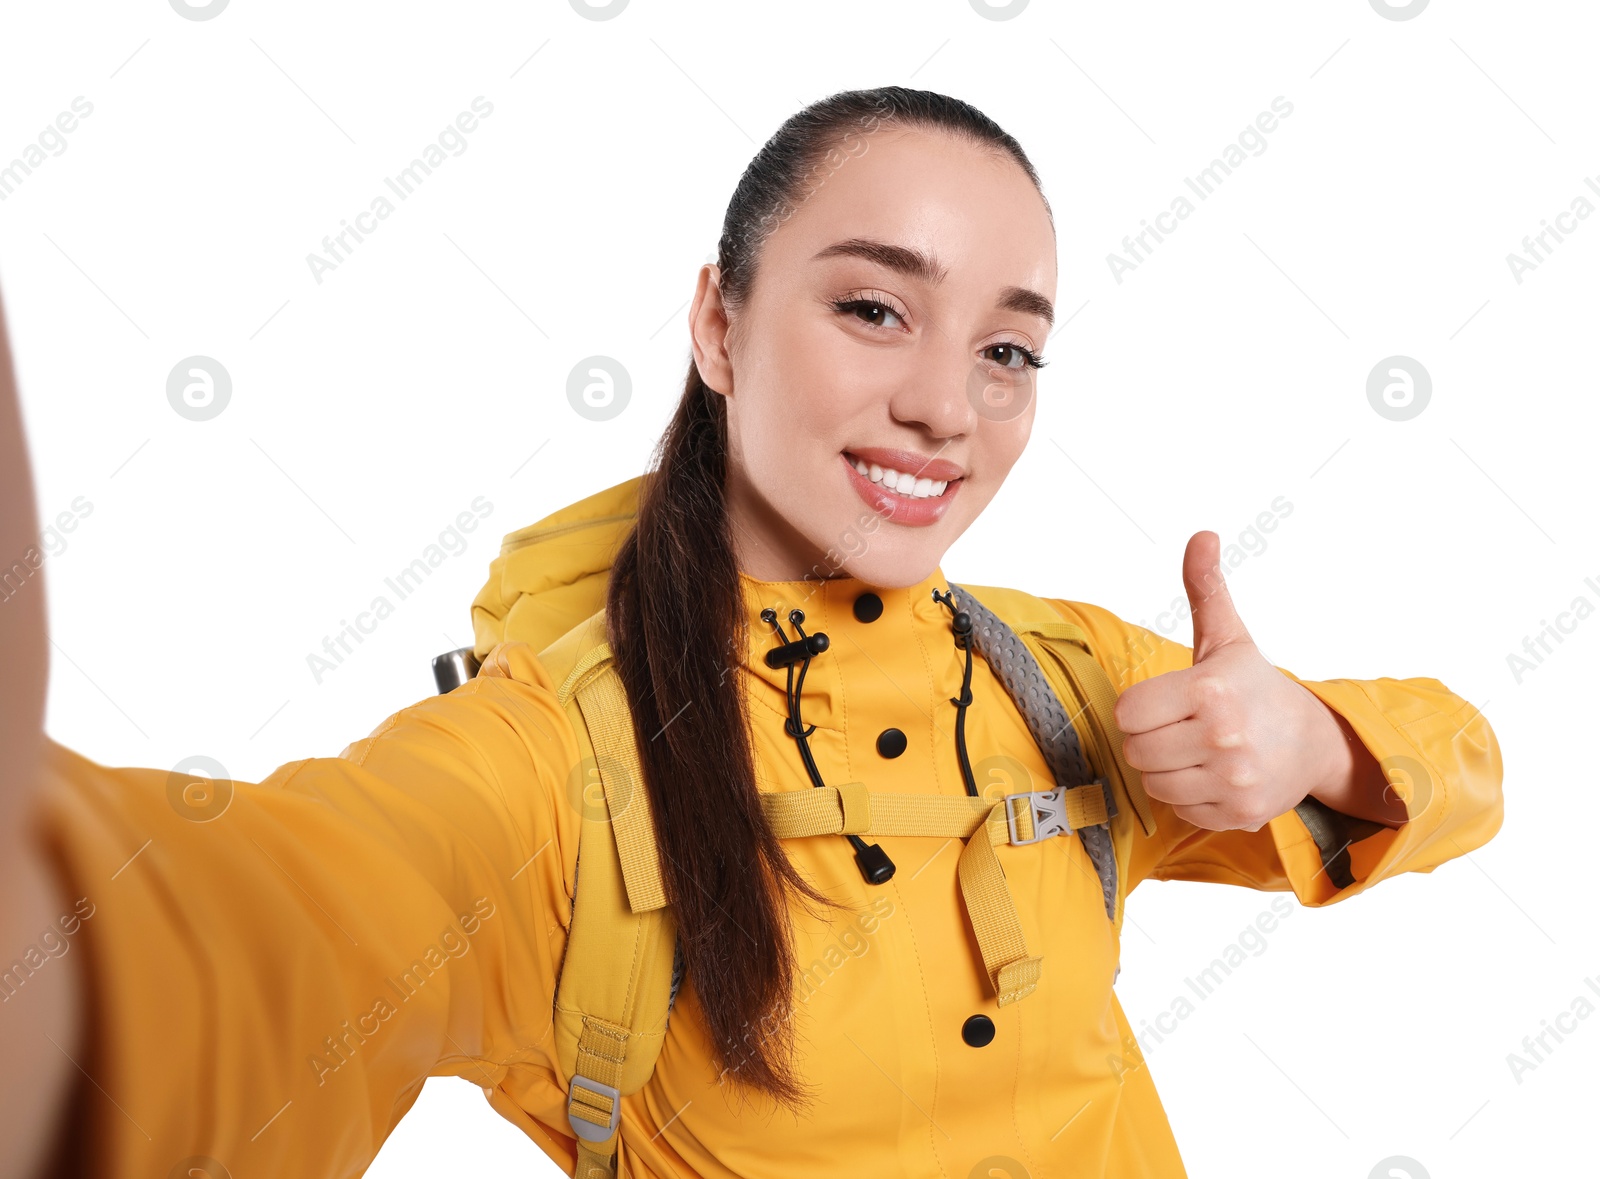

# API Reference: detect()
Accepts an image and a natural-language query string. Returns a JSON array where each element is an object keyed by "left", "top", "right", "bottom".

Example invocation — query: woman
[{"left": 1, "top": 87, "right": 1502, "bottom": 1179}]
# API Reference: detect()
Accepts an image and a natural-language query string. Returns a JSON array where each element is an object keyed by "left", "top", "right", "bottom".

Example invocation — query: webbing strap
[
  {"left": 946, "top": 585, "right": 1132, "bottom": 922},
  {"left": 567, "top": 645, "right": 669, "bottom": 914},
  {"left": 569, "top": 1016, "right": 628, "bottom": 1178},
  {"left": 837, "top": 780, "right": 871, "bottom": 834},
  {"left": 575, "top": 1142, "right": 616, "bottom": 1179},
  {"left": 960, "top": 807, "right": 1045, "bottom": 1004},
  {"left": 762, "top": 784, "right": 1107, "bottom": 842},
  {"left": 767, "top": 787, "right": 990, "bottom": 840},
  {"left": 761, "top": 783, "right": 1108, "bottom": 1005},
  {"left": 1022, "top": 620, "right": 1158, "bottom": 839}
]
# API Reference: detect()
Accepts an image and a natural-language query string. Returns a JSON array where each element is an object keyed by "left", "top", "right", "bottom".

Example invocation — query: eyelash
[{"left": 830, "top": 296, "right": 1049, "bottom": 371}]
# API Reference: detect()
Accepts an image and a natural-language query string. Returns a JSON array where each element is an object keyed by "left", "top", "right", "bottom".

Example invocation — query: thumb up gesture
[{"left": 1113, "top": 532, "right": 1355, "bottom": 832}]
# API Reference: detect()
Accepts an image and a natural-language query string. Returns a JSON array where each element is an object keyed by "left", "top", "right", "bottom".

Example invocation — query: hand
[
  {"left": 0, "top": 283, "right": 86, "bottom": 1179},
  {"left": 1113, "top": 531, "right": 1353, "bottom": 833}
]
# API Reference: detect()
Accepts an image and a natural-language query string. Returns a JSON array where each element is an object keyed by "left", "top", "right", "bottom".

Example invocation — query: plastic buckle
[
  {"left": 567, "top": 1074, "right": 622, "bottom": 1143},
  {"left": 1005, "top": 787, "right": 1071, "bottom": 846}
]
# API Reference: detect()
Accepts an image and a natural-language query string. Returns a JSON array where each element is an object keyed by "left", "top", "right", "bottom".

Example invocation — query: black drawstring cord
[
  {"left": 760, "top": 591, "right": 981, "bottom": 879},
  {"left": 932, "top": 589, "right": 980, "bottom": 798},
  {"left": 762, "top": 607, "right": 896, "bottom": 885},
  {"left": 782, "top": 614, "right": 828, "bottom": 790}
]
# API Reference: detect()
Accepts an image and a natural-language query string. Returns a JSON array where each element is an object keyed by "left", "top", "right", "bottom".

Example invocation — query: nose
[{"left": 886, "top": 331, "right": 979, "bottom": 442}]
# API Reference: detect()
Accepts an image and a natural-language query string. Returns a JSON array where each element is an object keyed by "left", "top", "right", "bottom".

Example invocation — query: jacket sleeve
[
  {"left": 22, "top": 640, "right": 584, "bottom": 1178},
  {"left": 1045, "top": 598, "right": 1505, "bottom": 907}
]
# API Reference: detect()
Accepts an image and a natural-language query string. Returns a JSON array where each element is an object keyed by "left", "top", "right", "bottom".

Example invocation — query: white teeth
[{"left": 847, "top": 454, "right": 952, "bottom": 500}]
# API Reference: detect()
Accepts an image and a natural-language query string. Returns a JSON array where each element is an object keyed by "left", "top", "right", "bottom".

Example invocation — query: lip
[
  {"left": 839, "top": 450, "right": 964, "bottom": 527},
  {"left": 842, "top": 447, "right": 966, "bottom": 482}
]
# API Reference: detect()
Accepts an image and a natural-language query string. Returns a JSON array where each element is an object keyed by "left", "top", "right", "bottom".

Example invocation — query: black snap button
[
  {"left": 853, "top": 592, "right": 884, "bottom": 623},
  {"left": 876, "top": 728, "right": 907, "bottom": 759},
  {"left": 962, "top": 1014, "right": 995, "bottom": 1047}
]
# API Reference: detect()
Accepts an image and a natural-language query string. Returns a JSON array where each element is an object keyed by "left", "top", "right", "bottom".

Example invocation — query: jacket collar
[{"left": 734, "top": 564, "right": 966, "bottom": 732}]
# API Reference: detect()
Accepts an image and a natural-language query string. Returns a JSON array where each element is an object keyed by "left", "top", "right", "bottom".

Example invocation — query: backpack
[{"left": 466, "top": 475, "right": 1158, "bottom": 1179}]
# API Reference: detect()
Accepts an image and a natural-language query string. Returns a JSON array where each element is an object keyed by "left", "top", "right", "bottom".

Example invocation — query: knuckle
[
  {"left": 1194, "top": 673, "right": 1230, "bottom": 706},
  {"left": 1222, "top": 760, "right": 1260, "bottom": 791},
  {"left": 1202, "top": 715, "right": 1241, "bottom": 751}
]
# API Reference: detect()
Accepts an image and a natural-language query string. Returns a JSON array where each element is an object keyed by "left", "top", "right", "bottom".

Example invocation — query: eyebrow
[{"left": 810, "top": 237, "right": 1054, "bottom": 329}]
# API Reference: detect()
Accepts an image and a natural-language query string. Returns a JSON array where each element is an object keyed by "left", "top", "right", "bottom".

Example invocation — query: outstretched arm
[
  {"left": 1, "top": 284, "right": 590, "bottom": 1176},
  {"left": 24, "top": 641, "right": 585, "bottom": 1177},
  {"left": 0, "top": 287, "right": 87, "bottom": 1179}
]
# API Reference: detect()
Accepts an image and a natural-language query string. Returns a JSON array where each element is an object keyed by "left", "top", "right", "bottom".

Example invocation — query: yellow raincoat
[{"left": 24, "top": 475, "right": 1504, "bottom": 1178}]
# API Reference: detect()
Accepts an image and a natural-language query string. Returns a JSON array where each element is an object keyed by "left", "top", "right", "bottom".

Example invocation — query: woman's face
[{"left": 689, "top": 124, "right": 1058, "bottom": 588}]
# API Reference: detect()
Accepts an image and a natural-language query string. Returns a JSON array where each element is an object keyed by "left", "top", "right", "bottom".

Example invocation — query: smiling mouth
[{"left": 842, "top": 451, "right": 962, "bottom": 500}]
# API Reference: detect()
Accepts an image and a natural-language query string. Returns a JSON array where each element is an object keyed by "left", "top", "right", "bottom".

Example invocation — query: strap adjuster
[
  {"left": 1005, "top": 787, "right": 1072, "bottom": 845},
  {"left": 567, "top": 1073, "right": 622, "bottom": 1142}
]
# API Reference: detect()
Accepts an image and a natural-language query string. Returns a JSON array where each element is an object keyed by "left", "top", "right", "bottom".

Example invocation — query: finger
[
  {"left": 1169, "top": 800, "right": 1263, "bottom": 833},
  {"left": 1164, "top": 796, "right": 1248, "bottom": 831},
  {"left": 1113, "top": 663, "right": 1217, "bottom": 734},
  {"left": 1183, "top": 530, "right": 1253, "bottom": 664},
  {"left": 1138, "top": 766, "right": 1221, "bottom": 809},
  {"left": 1121, "top": 718, "right": 1209, "bottom": 774}
]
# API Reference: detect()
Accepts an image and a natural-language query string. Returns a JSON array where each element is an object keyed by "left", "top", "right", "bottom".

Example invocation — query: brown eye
[
  {"left": 984, "top": 342, "right": 1044, "bottom": 370},
  {"left": 832, "top": 298, "right": 905, "bottom": 331}
]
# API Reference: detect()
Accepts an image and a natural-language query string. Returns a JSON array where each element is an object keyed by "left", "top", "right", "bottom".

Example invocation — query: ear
[{"left": 688, "top": 263, "right": 736, "bottom": 397}]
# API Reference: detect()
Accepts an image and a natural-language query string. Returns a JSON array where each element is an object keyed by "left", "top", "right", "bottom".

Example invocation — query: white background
[{"left": 2, "top": 1, "right": 1595, "bottom": 1176}]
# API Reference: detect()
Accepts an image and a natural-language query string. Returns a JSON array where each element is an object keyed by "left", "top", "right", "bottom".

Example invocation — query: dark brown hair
[{"left": 605, "top": 85, "right": 1049, "bottom": 1110}]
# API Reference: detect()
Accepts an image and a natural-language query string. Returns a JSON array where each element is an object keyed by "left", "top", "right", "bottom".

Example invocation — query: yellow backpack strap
[
  {"left": 1016, "top": 619, "right": 1157, "bottom": 839},
  {"left": 763, "top": 781, "right": 1107, "bottom": 1006},
  {"left": 563, "top": 642, "right": 668, "bottom": 913},
  {"left": 553, "top": 642, "right": 677, "bottom": 1178},
  {"left": 763, "top": 784, "right": 1106, "bottom": 842},
  {"left": 946, "top": 582, "right": 1159, "bottom": 951}
]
